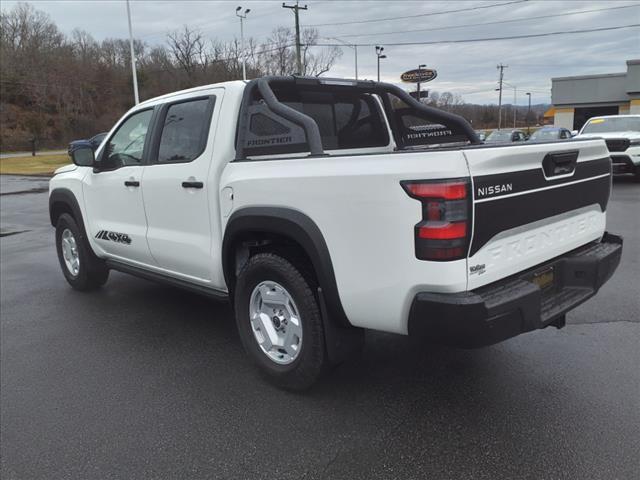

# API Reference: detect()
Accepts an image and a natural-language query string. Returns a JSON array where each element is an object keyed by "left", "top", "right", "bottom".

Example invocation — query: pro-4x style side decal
[{"left": 95, "top": 230, "right": 132, "bottom": 245}]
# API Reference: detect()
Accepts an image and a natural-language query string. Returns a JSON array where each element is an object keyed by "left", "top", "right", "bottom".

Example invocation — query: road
[{"left": 1, "top": 175, "right": 639, "bottom": 479}]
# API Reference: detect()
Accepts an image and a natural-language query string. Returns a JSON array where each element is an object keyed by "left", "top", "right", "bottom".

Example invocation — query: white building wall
[{"left": 554, "top": 108, "right": 574, "bottom": 129}]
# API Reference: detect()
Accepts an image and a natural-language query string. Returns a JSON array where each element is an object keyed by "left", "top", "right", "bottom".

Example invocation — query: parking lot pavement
[{"left": 1, "top": 178, "right": 639, "bottom": 479}]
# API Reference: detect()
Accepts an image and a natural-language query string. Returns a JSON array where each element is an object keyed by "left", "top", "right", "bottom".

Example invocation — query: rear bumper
[{"left": 408, "top": 232, "right": 623, "bottom": 347}]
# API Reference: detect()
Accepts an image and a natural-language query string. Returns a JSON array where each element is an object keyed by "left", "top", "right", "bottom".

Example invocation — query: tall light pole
[
  {"left": 416, "top": 63, "right": 426, "bottom": 101},
  {"left": 375, "top": 46, "right": 386, "bottom": 82},
  {"left": 526, "top": 92, "right": 532, "bottom": 135},
  {"left": 236, "top": 6, "right": 251, "bottom": 80},
  {"left": 126, "top": 0, "right": 139, "bottom": 105},
  {"left": 327, "top": 37, "right": 358, "bottom": 79}
]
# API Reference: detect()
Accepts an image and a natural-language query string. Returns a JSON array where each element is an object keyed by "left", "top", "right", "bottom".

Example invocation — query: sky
[{"left": 3, "top": 0, "right": 639, "bottom": 104}]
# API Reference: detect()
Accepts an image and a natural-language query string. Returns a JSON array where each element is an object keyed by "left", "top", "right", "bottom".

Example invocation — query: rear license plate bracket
[{"left": 531, "top": 266, "right": 555, "bottom": 291}]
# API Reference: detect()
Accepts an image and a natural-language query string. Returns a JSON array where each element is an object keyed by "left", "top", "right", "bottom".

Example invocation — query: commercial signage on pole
[{"left": 400, "top": 68, "right": 437, "bottom": 83}]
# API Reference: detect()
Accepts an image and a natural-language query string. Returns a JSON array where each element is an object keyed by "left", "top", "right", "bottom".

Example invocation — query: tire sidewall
[
  {"left": 234, "top": 254, "right": 324, "bottom": 387},
  {"left": 55, "top": 213, "right": 98, "bottom": 289}
]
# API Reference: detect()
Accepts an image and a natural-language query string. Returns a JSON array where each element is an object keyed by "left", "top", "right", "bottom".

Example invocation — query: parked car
[
  {"left": 484, "top": 129, "right": 527, "bottom": 143},
  {"left": 50, "top": 76, "right": 622, "bottom": 389},
  {"left": 68, "top": 132, "right": 107, "bottom": 155},
  {"left": 576, "top": 115, "right": 640, "bottom": 180},
  {"left": 528, "top": 127, "right": 573, "bottom": 141}
]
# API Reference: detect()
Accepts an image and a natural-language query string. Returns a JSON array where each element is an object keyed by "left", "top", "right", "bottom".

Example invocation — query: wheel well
[
  {"left": 50, "top": 201, "right": 75, "bottom": 226},
  {"left": 226, "top": 231, "right": 318, "bottom": 293}
]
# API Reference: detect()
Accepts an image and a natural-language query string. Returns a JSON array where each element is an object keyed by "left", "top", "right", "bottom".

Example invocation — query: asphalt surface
[{"left": 1, "top": 175, "right": 639, "bottom": 479}]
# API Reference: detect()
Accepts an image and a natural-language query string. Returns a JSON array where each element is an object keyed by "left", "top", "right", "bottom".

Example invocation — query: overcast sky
[{"left": 4, "top": 0, "right": 639, "bottom": 104}]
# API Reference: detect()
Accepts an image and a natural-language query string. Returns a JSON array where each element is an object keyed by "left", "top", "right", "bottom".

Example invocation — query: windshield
[
  {"left": 530, "top": 129, "right": 560, "bottom": 140},
  {"left": 582, "top": 117, "right": 640, "bottom": 134},
  {"left": 486, "top": 130, "right": 512, "bottom": 142}
]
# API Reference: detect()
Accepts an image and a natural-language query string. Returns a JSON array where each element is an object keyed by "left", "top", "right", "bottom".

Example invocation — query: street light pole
[
  {"left": 327, "top": 37, "right": 358, "bottom": 79},
  {"left": 526, "top": 92, "right": 532, "bottom": 135},
  {"left": 375, "top": 45, "right": 386, "bottom": 82},
  {"left": 125, "top": 0, "right": 139, "bottom": 105},
  {"left": 235, "top": 6, "right": 251, "bottom": 81},
  {"left": 417, "top": 63, "right": 426, "bottom": 101}
]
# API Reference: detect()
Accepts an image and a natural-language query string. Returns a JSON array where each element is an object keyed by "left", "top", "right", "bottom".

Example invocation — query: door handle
[
  {"left": 182, "top": 181, "right": 204, "bottom": 189},
  {"left": 124, "top": 180, "right": 140, "bottom": 187}
]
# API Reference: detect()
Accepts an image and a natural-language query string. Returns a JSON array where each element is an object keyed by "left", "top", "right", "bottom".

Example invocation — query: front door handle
[
  {"left": 182, "top": 181, "right": 204, "bottom": 189},
  {"left": 124, "top": 180, "right": 140, "bottom": 187}
]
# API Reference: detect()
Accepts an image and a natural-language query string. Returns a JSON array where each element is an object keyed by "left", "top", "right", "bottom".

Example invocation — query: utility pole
[
  {"left": 512, "top": 85, "right": 517, "bottom": 128},
  {"left": 283, "top": 1, "right": 308, "bottom": 75},
  {"left": 375, "top": 45, "right": 386, "bottom": 82},
  {"left": 126, "top": 0, "right": 139, "bottom": 105},
  {"left": 236, "top": 6, "right": 251, "bottom": 81},
  {"left": 526, "top": 92, "right": 532, "bottom": 135},
  {"left": 496, "top": 63, "right": 507, "bottom": 130}
]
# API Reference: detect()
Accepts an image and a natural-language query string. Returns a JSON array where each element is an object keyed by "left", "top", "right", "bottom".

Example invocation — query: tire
[
  {"left": 234, "top": 253, "right": 326, "bottom": 390},
  {"left": 55, "top": 213, "right": 109, "bottom": 291}
]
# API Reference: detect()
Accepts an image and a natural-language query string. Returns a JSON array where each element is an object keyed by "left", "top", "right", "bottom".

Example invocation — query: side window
[
  {"left": 101, "top": 109, "right": 153, "bottom": 169},
  {"left": 157, "top": 97, "right": 213, "bottom": 163}
]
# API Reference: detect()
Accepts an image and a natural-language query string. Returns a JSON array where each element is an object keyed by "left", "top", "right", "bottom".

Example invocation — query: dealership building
[{"left": 551, "top": 59, "right": 640, "bottom": 130}]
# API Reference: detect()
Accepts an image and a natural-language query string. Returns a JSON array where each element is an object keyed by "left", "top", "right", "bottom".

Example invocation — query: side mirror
[
  {"left": 71, "top": 145, "right": 95, "bottom": 167},
  {"left": 571, "top": 130, "right": 578, "bottom": 137}
]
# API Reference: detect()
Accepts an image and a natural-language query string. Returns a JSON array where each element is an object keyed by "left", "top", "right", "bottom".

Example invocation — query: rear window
[
  {"left": 157, "top": 97, "right": 214, "bottom": 163},
  {"left": 243, "top": 89, "right": 389, "bottom": 156}
]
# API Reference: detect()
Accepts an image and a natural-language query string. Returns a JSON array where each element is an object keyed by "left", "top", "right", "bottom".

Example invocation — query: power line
[
  {"left": 328, "top": 4, "right": 640, "bottom": 39},
  {"left": 309, "top": 24, "right": 640, "bottom": 47},
  {"left": 305, "top": 0, "right": 528, "bottom": 27}
]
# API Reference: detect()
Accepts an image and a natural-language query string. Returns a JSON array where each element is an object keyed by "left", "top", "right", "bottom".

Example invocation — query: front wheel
[
  {"left": 55, "top": 213, "right": 109, "bottom": 291},
  {"left": 234, "top": 253, "right": 326, "bottom": 390}
]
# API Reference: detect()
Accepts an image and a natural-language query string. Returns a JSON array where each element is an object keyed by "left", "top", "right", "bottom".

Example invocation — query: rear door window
[{"left": 156, "top": 97, "right": 215, "bottom": 163}]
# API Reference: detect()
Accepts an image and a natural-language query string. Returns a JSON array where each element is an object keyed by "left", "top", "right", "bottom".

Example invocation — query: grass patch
[{"left": 0, "top": 154, "right": 71, "bottom": 175}]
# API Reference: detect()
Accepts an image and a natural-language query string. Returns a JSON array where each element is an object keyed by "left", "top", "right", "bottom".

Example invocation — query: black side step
[{"left": 105, "top": 259, "right": 229, "bottom": 301}]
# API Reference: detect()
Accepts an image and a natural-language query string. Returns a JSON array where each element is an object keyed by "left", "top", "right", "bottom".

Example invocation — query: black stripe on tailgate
[
  {"left": 473, "top": 156, "right": 610, "bottom": 201},
  {"left": 470, "top": 157, "right": 611, "bottom": 256}
]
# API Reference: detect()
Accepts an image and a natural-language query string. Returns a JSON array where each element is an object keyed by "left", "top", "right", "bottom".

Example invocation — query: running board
[{"left": 105, "top": 259, "right": 229, "bottom": 301}]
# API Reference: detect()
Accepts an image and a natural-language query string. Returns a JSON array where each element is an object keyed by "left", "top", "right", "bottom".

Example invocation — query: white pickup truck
[
  {"left": 50, "top": 76, "right": 622, "bottom": 389},
  {"left": 576, "top": 114, "right": 640, "bottom": 181}
]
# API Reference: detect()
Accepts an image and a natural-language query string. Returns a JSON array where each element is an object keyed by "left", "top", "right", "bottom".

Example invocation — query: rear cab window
[{"left": 243, "top": 88, "right": 392, "bottom": 158}]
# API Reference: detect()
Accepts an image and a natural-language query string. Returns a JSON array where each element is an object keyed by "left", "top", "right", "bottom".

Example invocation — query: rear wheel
[
  {"left": 234, "top": 253, "right": 326, "bottom": 390},
  {"left": 55, "top": 213, "right": 109, "bottom": 291}
]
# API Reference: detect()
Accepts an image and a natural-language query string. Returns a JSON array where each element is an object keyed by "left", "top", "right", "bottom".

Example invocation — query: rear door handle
[
  {"left": 124, "top": 180, "right": 140, "bottom": 187},
  {"left": 182, "top": 181, "right": 204, "bottom": 189}
]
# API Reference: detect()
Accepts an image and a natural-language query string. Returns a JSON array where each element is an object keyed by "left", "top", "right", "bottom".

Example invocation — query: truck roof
[{"left": 137, "top": 80, "right": 247, "bottom": 107}]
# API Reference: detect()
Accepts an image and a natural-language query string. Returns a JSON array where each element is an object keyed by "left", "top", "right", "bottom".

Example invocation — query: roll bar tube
[{"left": 235, "top": 76, "right": 481, "bottom": 160}]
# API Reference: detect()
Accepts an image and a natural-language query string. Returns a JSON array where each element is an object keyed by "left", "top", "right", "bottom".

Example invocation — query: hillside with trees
[{"left": 0, "top": 3, "right": 547, "bottom": 151}]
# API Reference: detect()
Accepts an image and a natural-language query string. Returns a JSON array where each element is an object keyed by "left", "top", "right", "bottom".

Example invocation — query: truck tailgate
[{"left": 464, "top": 139, "right": 611, "bottom": 289}]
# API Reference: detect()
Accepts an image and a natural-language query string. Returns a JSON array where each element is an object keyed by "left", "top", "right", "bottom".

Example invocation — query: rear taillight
[{"left": 401, "top": 178, "right": 471, "bottom": 261}]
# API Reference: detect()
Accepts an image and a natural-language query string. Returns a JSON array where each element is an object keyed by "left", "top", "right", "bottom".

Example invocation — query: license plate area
[{"left": 530, "top": 266, "right": 555, "bottom": 291}]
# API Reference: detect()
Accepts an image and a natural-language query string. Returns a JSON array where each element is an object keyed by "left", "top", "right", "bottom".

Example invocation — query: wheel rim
[
  {"left": 249, "top": 281, "right": 303, "bottom": 365},
  {"left": 61, "top": 228, "right": 80, "bottom": 276}
]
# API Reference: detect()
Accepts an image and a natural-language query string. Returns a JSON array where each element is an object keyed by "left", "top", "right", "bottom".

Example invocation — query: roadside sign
[
  {"left": 410, "top": 90, "right": 429, "bottom": 99},
  {"left": 401, "top": 68, "right": 437, "bottom": 83}
]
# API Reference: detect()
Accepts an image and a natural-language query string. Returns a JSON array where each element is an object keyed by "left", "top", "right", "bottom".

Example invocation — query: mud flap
[{"left": 317, "top": 287, "right": 365, "bottom": 365}]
